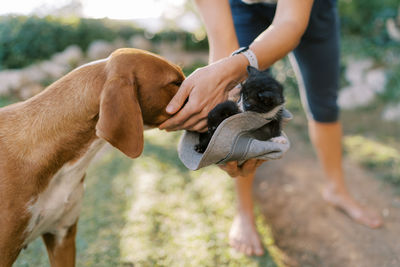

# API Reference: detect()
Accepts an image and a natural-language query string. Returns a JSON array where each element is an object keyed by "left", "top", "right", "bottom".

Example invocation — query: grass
[
  {"left": 4, "top": 29, "right": 400, "bottom": 265},
  {"left": 14, "top": 130, "right": 281, "bottom": 267},
  {"left": 344, "top": 135, "right": 400, "bottom": 187},
  {"left": 0, "top": 95, "right": 18, "bottom": 107}
]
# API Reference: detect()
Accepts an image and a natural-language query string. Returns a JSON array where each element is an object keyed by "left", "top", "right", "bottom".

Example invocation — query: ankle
[
  {"left": 324, "top": 181, "right": 349, "bottom": 196},
  {"left": 236, "top": 208, "right": 255, "bottom": 221}
]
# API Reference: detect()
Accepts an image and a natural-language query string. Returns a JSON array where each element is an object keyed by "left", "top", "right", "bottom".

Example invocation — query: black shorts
[{"left": 230, "top": 0, "right": 340, "bottom": 122}]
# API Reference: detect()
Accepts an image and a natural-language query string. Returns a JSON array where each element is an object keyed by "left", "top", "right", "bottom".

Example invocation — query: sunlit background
[
  {"left": 2, "top": 0, "right": 184, "bottom": 18},
  {"left": 1, "top": 0, "right": 200, "bottom": 31}
]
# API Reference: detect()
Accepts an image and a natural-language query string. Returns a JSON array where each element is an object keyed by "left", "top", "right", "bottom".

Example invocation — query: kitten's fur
[{"left": 194, "top": 66, "right": 285, "bottom": 153}]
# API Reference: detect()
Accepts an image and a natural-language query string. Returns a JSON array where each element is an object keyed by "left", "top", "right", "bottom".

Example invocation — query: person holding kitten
[{"left": 159, "top": 0, "right": 383, "bottom": 256}]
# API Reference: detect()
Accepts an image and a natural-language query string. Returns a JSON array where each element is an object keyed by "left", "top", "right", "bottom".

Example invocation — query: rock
[
  {"left": 129, "top": 35, "right": 153, "bottom": 51},
  {"left": 365, "top": 68, "right": 386, "bottom": 94},
  {"left": 345, "top": 59, "right": 373, "bottom": 85},
  {"left": 87, "top": 40, "right": 115, "bottom": 60},
  {"left": 0, "top": 70, "right": 23, "bottom": 96},
  {"left": 38, "top": 61, "right": 69, "bottom": 80},
  {"left": 339, "top": 58, "right": 387, "bottom": 110},
  {"left": 51, "top": 45, "right": 83, "bottom": 67},
  {"left": 339, "top": 84, "right": 375, "bottom": 109},
  {"left": 87, "top": 39, "right": 126, "bottom": 60},
  {"left": 19, "top": 83, "right": 44, "bottom": 100}
]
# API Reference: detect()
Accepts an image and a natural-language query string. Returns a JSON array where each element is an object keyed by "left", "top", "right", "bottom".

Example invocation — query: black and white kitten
[{"left": 194, "top": 66, "right": 285, "bottom": 153}]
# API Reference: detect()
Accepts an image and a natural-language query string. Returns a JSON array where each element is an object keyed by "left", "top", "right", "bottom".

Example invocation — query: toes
[
  {"left": 357, "top": 212, "right": 383, "bottom": 229},
  {"left": 369, "top": 219, "right": 383, "bottom": 229},
  {"left": 229, "top": 237, "right": 264, "bottom": 257},
  {"left": 238, "top": 243, "right": 250, "bottom": 256},
  {"left": 252, "top": 236, "right": 264, "bottom": 256},
  {"left": 230, "top": 237, "right": 241, "bottom": 252},
  {"left": 254, "top": 247, "right": 264, "bottom": 256},
  {"left": 244, "top": 245, "right": 252, "bottom": 256}
]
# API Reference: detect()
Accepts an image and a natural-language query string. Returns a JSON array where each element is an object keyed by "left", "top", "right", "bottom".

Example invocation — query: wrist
[
  {"left": 222, "top": 54, "right": 249, "bottom": 89},
  {"left": 231, "top": 46, "right": 259, "bottom": 69}
]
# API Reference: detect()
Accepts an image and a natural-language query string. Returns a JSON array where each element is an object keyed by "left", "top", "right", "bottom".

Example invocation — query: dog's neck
[{"left": 0, "top": 61, "right": 107, "bottom": 185}]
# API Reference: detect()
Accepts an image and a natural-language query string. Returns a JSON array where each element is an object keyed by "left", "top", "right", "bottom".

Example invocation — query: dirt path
[{"left": 253, "top": 127, "right": 400, "bottom": 267}]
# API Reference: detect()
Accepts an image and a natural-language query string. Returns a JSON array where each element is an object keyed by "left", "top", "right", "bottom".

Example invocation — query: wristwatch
[{"left": 231, "top": 46, "right": 259, "bottom": 69}]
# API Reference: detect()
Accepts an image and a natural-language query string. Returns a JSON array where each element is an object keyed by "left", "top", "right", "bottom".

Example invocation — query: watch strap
[{"left": 231, "top": 46, "right": 259, "bottom": 69}]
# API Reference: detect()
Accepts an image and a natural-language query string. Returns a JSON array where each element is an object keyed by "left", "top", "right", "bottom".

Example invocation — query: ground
[
  {"left": 254, "top": 124, "right": 400, "bottom": 267},
  {"left": 6, "top": 54, "right": 400, "bottom": 267},
  {"left": 13, "top": 112, "right": 400, "bottom": 266}
]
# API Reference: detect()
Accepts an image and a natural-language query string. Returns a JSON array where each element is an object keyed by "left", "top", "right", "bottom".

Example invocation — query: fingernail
[{"left": 166, "top": 105, "right": 174, "bottom": 113}]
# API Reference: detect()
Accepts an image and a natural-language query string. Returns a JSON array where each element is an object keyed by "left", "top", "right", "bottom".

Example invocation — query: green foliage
[
  {"left": 339, "top": 0, "right": 398, "bottom": 38},
  {"left": 0, "top": 15, "right": 207, "bottom": 70},
  {"left": 344, "top": 135, "right": 400, "bottom": 185},
  {"left": 14, "top": 130, "right": 280, "bottom": 266},
  {"left": 0, "top": 96, "right": 17, "bottom": 107},
  {"left": 182, "top": 60, "right": 206, "bottom": 76},
  {"left": 147, "top": 30, "right": 208, "bottom": 51},
  {"left": 381, "top": 64, "right": 400, "bottom": 102},
  {"left": 0, "top": 16, "right": 117, "bottom": 69},
  {"left": 339, "top": 0, "right": 400, "bottom": 70}
]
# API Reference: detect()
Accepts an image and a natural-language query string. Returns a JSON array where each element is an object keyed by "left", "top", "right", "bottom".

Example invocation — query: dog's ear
[{"left": 96, "top": 76, "right": 144, "bottom": 158}]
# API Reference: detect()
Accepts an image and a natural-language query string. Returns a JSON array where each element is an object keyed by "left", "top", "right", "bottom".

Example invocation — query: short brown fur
[{"left": 0, "top": 48, "right": 184, "bottom": 267}]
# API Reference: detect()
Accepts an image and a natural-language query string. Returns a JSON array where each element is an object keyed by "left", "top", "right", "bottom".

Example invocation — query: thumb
[{"left": 166, "top": 81, "right": 191, "bottom": 114}]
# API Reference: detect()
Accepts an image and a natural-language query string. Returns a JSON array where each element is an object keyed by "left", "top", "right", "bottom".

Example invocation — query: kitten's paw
[
  {"left": 270, "top": 136, "right": 287, "bottom": 144},
  {"left": 194, "top": 144, "right": 206, "bottom": 153}
]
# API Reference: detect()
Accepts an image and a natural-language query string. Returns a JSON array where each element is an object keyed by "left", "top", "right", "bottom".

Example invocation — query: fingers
[
  {"left": 160, "top": 78, "right": 210, "bottom": 131},
  {"left": 219, "top": 159, "right": 266, "bottom": 177},
  {"left": 240, "top": 159, "right": 267, "bottom": 175},
  {"left": 219, "top": 161, "right": 241, "bottom": 177},
  {"left": 255, "top": 160, "right": 266, "bottom": 168},
  {"left": 241, "top": 159, "right": 259, "bottom": 172},
  {"left": 160, "top": 89, "right": 211, "bottom": 132},
  {"left": 187, "top": 118, "right": 208, "bottom": 132},
  {"left": 165, "top": 80, "right": 192, "bottom": 115},
  {"left": 159, "top": 103, "right": 199, "bottom": 131}
]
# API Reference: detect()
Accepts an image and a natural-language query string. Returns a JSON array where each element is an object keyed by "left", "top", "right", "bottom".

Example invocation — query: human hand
[
  {"left": 159, "top": 55, "right": 247, "bottom": 132},
  {"left": 219, "top": 159, "right": 266, "bottom": 178}
]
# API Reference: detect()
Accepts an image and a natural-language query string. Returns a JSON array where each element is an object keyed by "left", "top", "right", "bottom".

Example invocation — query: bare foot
[
  {"left": 229, "top": 213, "right": 264, "bottom": 256},
  {"left": 322, "top": 185, "right": 383, "bottom": 228}
]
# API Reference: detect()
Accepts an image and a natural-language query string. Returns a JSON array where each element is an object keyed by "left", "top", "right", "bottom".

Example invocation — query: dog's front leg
[{"left": 42, "top": 222, "right": 78, "bottom": 267}]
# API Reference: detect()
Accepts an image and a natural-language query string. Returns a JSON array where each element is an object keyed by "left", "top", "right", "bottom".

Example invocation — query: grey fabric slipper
[{"left": 177, "top": 109, "right": 292, "bottom": 170}]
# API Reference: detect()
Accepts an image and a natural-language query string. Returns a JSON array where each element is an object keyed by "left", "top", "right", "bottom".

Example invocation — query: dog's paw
[{"left": 270, "top": 136, "right": 287, "bottom": 144}]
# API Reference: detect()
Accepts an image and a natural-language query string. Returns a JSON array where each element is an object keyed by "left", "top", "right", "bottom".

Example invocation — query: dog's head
[{"left": 96, "top": 48, "right": 184, "bottom": 158}]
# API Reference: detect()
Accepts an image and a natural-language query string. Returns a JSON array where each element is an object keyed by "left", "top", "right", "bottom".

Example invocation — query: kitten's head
[{"left": 240, "top": 66, "right": 285, "bottom": 114}]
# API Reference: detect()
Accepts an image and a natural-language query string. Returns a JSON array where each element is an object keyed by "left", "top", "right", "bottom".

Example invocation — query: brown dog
[{"left": 0, "top": 48, "right": 184, "bottom": 267}]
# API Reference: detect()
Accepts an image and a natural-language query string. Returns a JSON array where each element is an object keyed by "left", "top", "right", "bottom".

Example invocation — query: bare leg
[
  {"left": 229, "top": 172, "right": 264, "bottom": 256},
  {"left": 42, "top": 222, "right": 77, "bottom": 267},
  {"left": 308, "top": 120, "right": 383, "bottom": 228}
]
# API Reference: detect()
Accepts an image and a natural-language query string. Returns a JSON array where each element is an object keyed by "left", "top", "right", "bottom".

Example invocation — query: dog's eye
[{"left": 172, "top": 81, "right": 182, "bottom": 86}]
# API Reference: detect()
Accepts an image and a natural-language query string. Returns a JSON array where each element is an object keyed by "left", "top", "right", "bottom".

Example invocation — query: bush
[
  {"left": 339, "top": 0, "right": 398, "bottom": 42},
  {"left": 147, "top": 30, "right": 208, "bottom": 51},
  {"left": 0, "top": 15, "right": 207, "bottom": 70},
  {"left": 0, "top": 16, "right": 121, "bottom": 69}
]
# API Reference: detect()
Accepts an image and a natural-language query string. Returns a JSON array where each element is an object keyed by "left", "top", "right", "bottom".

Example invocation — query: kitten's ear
[
  {"left": 246, "top": 65, "right": 259, "bottom": 76},
  {"left": 262, "top": 68, "right": 271, "bottom": 75}
]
